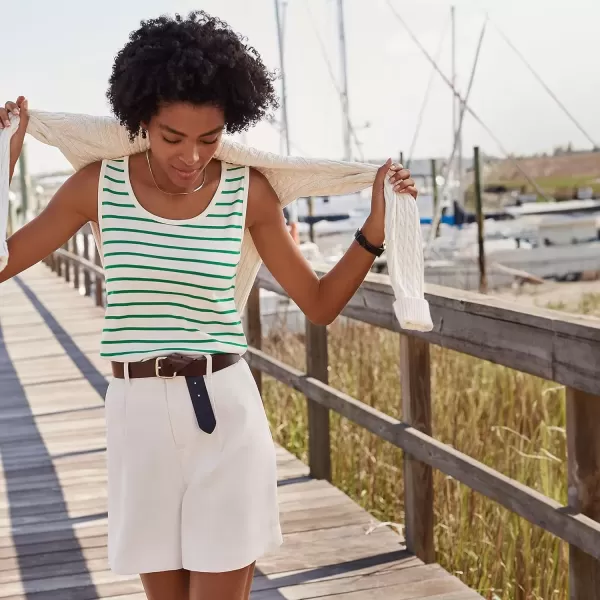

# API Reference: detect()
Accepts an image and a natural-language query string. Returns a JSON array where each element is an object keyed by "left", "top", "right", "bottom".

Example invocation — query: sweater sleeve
[
  {"left": 0, "top": 118, "right": 19, "bottom": 272},
  {"left": 384, "top": 180, "right": 433, "bottom": 332}
]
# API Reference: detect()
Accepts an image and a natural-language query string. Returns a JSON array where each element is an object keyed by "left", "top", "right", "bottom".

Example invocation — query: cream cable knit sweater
[{"left": 0, "top": 110, "right": 432, "bottom": 331}]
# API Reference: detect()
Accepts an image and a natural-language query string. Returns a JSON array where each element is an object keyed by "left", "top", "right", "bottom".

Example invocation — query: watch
[{"left": 354, "top": 228, "right": 385, "bottom": 257}]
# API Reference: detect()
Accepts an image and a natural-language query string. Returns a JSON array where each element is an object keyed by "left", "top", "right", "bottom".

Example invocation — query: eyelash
[{"left": 162, "top": 137, "right": 218, "bottom": 145}]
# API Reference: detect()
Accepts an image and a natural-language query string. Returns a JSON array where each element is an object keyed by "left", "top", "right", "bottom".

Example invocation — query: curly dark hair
[{"left": 107, "top": 11, "right": 279, "bottom": 140}]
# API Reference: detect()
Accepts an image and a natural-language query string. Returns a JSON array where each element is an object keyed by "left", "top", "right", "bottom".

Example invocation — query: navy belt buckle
[{"left": 185, "top": 375, "right": 216, "bottom": 434}]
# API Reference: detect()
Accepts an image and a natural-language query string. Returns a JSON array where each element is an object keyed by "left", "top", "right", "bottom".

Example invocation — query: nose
[{"left": 180, "top": 145, "right": 200, "bottom": 166}]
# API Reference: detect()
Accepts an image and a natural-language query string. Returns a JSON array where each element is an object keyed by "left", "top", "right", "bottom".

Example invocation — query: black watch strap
[{"left": 354, "top": 228, "right": 385, "bottom": 257}]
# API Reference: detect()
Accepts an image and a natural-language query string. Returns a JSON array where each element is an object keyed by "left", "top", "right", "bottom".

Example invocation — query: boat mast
[
  {"left": 337, "top": 0, "right": 352, "bottom": 161},
  {"left": 274, "top": 0, "right": 299, "bottom": 239},
  {"left": 451, "top": 6, "right": 463, "bottom": 206}
]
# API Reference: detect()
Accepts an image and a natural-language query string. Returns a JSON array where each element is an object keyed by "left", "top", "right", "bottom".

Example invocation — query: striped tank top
[{"left": 98, "top": 156, "right": 249, "bottom": 361}]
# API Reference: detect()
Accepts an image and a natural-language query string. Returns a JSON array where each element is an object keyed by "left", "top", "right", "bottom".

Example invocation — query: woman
[{"left": 0, "top": 11, "right": 416, "bottom": 600}]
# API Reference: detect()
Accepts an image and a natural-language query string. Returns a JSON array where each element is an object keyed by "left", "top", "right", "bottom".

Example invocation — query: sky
[{"left": 2, "top": 0, "right": 599, "bottom": 175}]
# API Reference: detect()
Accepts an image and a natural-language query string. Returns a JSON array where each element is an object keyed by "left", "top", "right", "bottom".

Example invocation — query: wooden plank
[
  {"left": 400, "top": 334, "right": 434, "bottom": 563},
  {"left": 247, "top": 347, "right": 600, "bottom": 560},
  {"left": 567, "top": 388, "right": 600, "bottom": 599},
  {"left": 251, "top": 554, "right": 422, "bottom": 592},
  {"left": 255, "top": 264, "right": 600, "bottom": 396},
  {"left": 305, "top": 320, "right": 331, "bottom": 481},
  {"left": 252, "top": 564, "right": 474, "bottom": 600}
]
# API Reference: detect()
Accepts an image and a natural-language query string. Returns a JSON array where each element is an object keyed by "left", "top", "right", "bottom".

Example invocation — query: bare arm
[
  {"left": 0, "top": 163, "right": 100, "bottom": 284},
  {"left": 246, "top": 163, "right": 415, "bottom": 325}
]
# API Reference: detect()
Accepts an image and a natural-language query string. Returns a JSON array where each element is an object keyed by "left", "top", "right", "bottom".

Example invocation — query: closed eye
[{"left": 163, "top": 137, "right": 218, "bottom": 145}]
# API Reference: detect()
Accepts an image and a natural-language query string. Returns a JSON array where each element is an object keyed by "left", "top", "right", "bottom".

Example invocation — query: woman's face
[{"left": 144, "top": 102, "right": 225, "bottom": 191}]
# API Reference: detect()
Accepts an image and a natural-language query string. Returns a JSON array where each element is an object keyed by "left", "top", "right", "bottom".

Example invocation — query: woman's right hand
[{"left": 1, "top": 96, "right": 30, "bottom": 184}]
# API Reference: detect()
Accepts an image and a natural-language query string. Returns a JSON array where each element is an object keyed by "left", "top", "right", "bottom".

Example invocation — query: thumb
[
  {"left": 373, "top": 158, "right": 392, "bottom": 191},
  {"left": 17, "top": 98, "right": 29, "bottom": 134}
]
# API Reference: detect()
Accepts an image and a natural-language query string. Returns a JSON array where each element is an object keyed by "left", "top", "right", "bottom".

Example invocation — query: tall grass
[{"left": 261, "top": 317, "right": 569, "bottom": 600}]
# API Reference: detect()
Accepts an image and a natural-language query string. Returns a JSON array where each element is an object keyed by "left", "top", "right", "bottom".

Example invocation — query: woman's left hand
[{"left": 365, "top": 159, "right": 418, "bottom": 245}]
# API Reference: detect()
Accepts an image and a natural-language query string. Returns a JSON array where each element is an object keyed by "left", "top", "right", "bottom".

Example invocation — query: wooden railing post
[
  {"left": 57, "top": 243, "right": 66, "bottom": 278},
  {"left": 246, "top": 283, "right": 262, "bottom": 394},
  {"left": 306, "top": 320, "right": 331, "bottom": 481},
  {"left": 62, "top": 241, "right": 70, "bottom": 284},
  {"left": 400, "top": 334, "right": 435, "bottom": 563},
  {"left": 71, "top": 234, "right": 80, "bottom": 292},
  {"left": 82, "top": 229, "right": 91, "bottom": 297},
  {"left": 94, "top": 244, "right": 103, "bottom": 308},
  {"left": 567, "top": 388, "right": 600, "bottom": 599}
]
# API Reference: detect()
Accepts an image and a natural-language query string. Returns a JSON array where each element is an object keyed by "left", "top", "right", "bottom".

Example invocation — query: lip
[{"left": 171, "top": 165, "right": 201, "bottom": 181}]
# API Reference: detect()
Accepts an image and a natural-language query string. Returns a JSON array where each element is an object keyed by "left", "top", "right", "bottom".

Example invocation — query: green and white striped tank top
[{"left": 98, "top": 156, "right": 249, "bottom": 361}]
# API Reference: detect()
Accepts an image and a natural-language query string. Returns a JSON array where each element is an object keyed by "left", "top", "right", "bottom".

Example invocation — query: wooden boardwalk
[{"left": 0, "top": 264, "right": 483, "bottom": 600}]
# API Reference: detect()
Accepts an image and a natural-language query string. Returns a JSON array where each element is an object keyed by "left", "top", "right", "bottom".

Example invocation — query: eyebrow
[{"left": 159, "top": 124, "right": 224, "bottom": 138}]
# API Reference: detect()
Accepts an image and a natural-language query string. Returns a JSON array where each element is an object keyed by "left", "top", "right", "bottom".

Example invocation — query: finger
[
  {"left": 406, "top": 186, "right": 418, "bottom": 199},
  {"left": 389, "top": 169, "right": 411, "bottom": 184},
  {"left": 389, "top": 162, "right": 403, "bottom": 171},
  {"left": 394, "top": 178, "right": 415, "bottom": 192},
  {"left": 0, "top": 108, "right": 9, "bottom": 129},
  {"left": 5, "top": 101, "right": 19, "bottom": 116}
]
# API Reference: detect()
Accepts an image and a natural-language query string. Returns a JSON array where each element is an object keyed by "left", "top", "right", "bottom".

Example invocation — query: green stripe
[
  {"left": 104, "top": 326, "right": 203, "bottom": 333},
  {"left": 106, "top": 276, "right": 234, "bottom": 292},
  {"left": 101, "top": 338, "right": 247, "bottom": 348},
  {"left": 107, "top": 165, "right": 125, "bottom": 173},
  {"left": 104, "top": 175, "right": 125, "bottom": 184},
  {"left": 101, "top": 344, "right": 246, "bottom": 357},
  {"left": 105, "top": 263, "right": 235, "bottom": 280},
  {"left": 221, "top": 188, "right": 244, "bottom": 195},
  {"left": 104, "top": 251, "right": 238, "bottom": 268},
  {"left": 215, "top": 199, "right": 243, "bottom": 206},
  {"left": 104, "top": 214, "right": 241, "bottom": 230},
  {"left": 103, "top": 239, "right": 240, "bottom": 255},
  {"left": 106, "top": 290, "right": 235, "bottom": 302},
  {"left": 227, "top": 166, "right": 244, "bottom": 172},
  {"left": 107, "top": 301, "right": 236, "bottom": 315},
  {"left": 103, "top": 325, "right": 241, "bottom": 333},
  {"left": 180, "top": 223, "right": 242, "bottom": 230},
  {"left": 208, "top": 331, "right": 246, "bottom": 337},
  {"left": 102, "top": 227, "right": 241, "bottom": 243},
  {"left": 112, "top": 159, "right": 125, "bottom": 163},
  {"left": 105, "top": 314, "right": 241, "bottom": 327},
  {"left": 225, "top": 176, "right": 244, "bottom": 183},
  {"left": 206, "top": 212, "right": 243, "bottom": 218},
  {"left": 103, "top": 188, "right": 129, "bottom": 196},
  {"left": 102, "top": 201, "right": 136, "bottom": 209}
]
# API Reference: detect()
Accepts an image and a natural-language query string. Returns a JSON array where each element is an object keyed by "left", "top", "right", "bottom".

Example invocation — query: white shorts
[{"left": 104, "top": 357, "right": 283, "bottom": 575}]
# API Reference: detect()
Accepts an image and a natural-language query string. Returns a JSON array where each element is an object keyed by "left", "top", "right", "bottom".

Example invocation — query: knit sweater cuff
[{"left": 393, "top": 297, "right": 434, "bottom": 332}]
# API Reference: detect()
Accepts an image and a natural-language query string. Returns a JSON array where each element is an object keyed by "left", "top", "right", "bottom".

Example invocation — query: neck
[{"left": 147, "top": 150, "right": 203, "bottom": 194}]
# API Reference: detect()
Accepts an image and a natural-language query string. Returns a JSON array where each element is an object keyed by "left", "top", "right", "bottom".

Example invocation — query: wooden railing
[{"left": 45, "top": 225, "right": 600, "bottom": 598}]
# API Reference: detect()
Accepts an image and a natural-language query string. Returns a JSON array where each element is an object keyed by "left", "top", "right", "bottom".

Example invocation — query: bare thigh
[
  {"left": 189, "top": 562, "right": 256, "bottom": 600},
  {"left": 141, "top": 569, "right": 189, "bottom": 600}
]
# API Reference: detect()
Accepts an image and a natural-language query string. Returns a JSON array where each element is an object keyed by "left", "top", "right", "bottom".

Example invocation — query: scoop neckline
[{"left": 123, "top": 154, "right": 225, "bottom": 226}]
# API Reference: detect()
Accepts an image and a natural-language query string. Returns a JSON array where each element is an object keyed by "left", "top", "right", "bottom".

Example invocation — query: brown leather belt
[{"left": 111, "top": 353, "right": 241, "bottom": 379}]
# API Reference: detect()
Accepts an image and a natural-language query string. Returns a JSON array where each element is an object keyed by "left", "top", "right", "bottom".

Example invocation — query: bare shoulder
[
  {"left": 56, "top": 161, "right": 102, "bottom": 223},
  {"left": 246, "top": 167, "right": 282, "bottom": 228}
]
